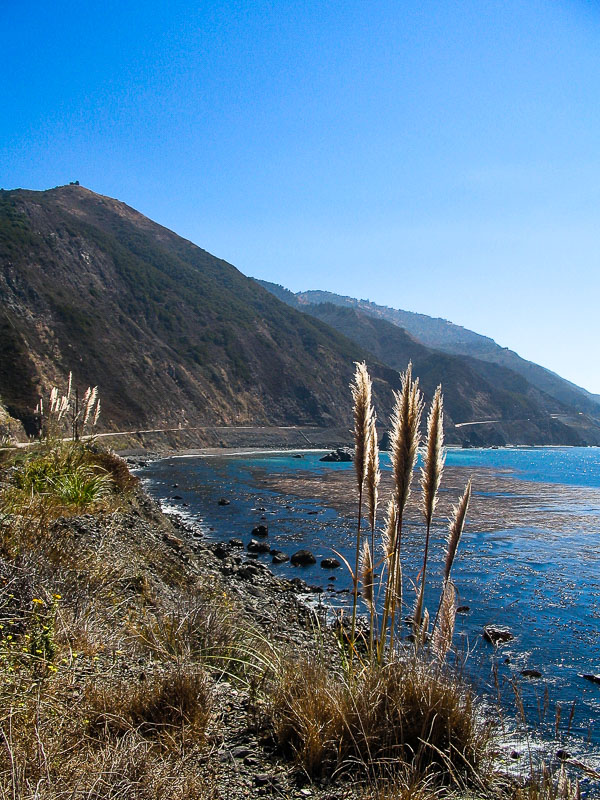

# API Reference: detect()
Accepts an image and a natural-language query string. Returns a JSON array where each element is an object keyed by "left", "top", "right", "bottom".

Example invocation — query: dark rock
[
  {"left": 256, "top": 506, "right": 266, "bottom": 511},
  {"left": 272, "top": 552, "right": 289, "bottom": 564},
  {"left": 172, "top": 495, "right": 183, "bottom": 500},
  {"left": 320, "top": 557, "right": 340, "bottom": 569},
  {"left": 556, "top": 750, "right": 572, "bottom": 761},
  {"left": 307, "top": 510, "right": 318, "bottom": 515},
  {"left": 238, "top": 564, "right": 260, "bottom": 580},
  {"left": 510, "top": 750, "right": 521, "bottom": 760},
  {"left": 231, "top": 746, "right": 252, "bottom": 759},
  {"left": 456, "top": 605, "right": 470, "bottom": 614},
  {"left": 229, "top": 538, "right": 244, "bottom": 548},
  {"left": 483, "top": 625, "right": 514, "bottom": 644},
  {"left": 247, "top": 539, "right": 270, "bottom": 554},
  {"left": 254, "top": 774, "right": 271, "bottom": 787},
  {"left": 327, "top": 575, "right": 336, "bottom": 581},
  {"left": 521, "top": 669, "right": 542, "bottom": 679},
  {"left": 379, "top": 431, "right": 391, "bottom": 451},
  {"left": 308, "top": 584, "right": 324, "bottom": 593},
  {"left": 293, "top": 454, "right": 303, "bottom": 458},
  {"left": 290, "top": 577, "right": 308, "bottom": 591},
  {"left": 582, "top": 673, "right": 600, "bottom": 685},
  {"left": 291, "top": 549, "right": 316, "bottom": 566},
  {"left": 218, "top": 498, "right": 230, "bottom": 506},
  {"left": 252, "top": 524, "right": 269, "bottom": 537},
  {"left": 319, "top": 447, "right": 354, "bottom": 463},
  {"left": 213, "top": 542, "right": 229, "bottom": 559},
  {"left": 172, "top": 483, "right": 179, "bottom": 488}
]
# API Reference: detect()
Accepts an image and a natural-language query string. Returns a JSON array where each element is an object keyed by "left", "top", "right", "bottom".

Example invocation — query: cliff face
[{"left": 1, "top": 185, "right": 598, "bottom": 446}]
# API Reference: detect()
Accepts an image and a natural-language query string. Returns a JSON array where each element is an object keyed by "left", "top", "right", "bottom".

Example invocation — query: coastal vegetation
[{"left": 0, "top": 373, "right": 586, "bottom": 799}]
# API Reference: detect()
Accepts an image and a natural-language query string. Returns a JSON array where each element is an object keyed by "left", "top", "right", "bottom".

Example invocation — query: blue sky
[{"left": 2, "top": 0, "right": 600, "bottom": 392}]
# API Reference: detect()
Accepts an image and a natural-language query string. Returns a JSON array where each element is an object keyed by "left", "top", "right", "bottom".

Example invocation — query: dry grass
[{"left": 261, "top": 649, "right": 493, "bottom": 787}]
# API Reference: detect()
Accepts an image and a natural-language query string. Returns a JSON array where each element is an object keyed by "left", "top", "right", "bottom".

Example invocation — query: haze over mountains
[{"left": 1, "top": 184, "right": 599, "bottom": 446}]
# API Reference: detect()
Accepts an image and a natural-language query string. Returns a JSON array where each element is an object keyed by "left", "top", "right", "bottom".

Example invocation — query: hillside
[
  {"left": 0, "top": 185, "right": 400, "bottom": 435},
  {"left": 259, "top": 283, "right": 600, "bottom": 418},
  {"left": 256, "top": 284, "right": 600, "bottom": 446},
  {"left": 1, "top": 184, "right": 597, "bottom": 447}
]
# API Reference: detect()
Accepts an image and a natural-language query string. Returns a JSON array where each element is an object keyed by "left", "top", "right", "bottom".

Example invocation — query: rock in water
[
  {"left": 247, "top": 539, "right": 270, "bottom": 554},
  {"left": 251, "top": 524, "right": 268, "bottom": 537},
  {"left": 483, "top": 626, "right": 514, "bottom": 645},
  {"left": 320, "top": 557, "right": 341, "bottom": 569},
  {"left": 218, "top": 497, "right": 230, "bottom": 506},
  {"left": 521, "top": 669, "right": 542, "bottom": 679},
  {"left": 581, "top": 673, "right": 600, "bottom": 685},
  {"left": 319, "top": 447, "right": 354, "bottom": 463},
  {"left": 291, "top": 549, "right": 316, "bottom": 566}
]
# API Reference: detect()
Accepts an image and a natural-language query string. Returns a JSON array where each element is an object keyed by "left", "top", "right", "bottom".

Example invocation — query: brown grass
[{"left": 262, "top": 650, "right": 493, "bottom": 786}]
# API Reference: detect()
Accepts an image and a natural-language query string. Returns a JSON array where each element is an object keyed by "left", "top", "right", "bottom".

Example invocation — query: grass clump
[
  {"left": 86, "top": 667, "right": 212, "bottom": 743},
  {"left": 0, "top": 442, "right": 135, "bottom": 522},
  {"left": 262, "top": 650, "right": 492, "bottom": 786}
]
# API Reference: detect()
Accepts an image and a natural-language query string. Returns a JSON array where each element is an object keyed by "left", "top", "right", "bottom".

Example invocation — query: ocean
[{"left": 139, "top": 446, "right": 600, "bottom": 767}]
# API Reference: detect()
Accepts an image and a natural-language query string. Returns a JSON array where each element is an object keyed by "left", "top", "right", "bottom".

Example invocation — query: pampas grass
[
  {"left": 350, "top": 362, "right": 375, "bottom": 654},
  {"left": 413, "top": 385, "right": 445, "bottom": 636}
]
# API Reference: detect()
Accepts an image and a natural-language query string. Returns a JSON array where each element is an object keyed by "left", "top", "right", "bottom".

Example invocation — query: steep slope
[
  {"left": 0, "top": 186, "right": 400, "bottom": 434},
  {"left": 258, "top": 283, "right": 600, "bottom": 418},
  {"left": 256, "top": 284, "right": 600, "bottom": 445}
]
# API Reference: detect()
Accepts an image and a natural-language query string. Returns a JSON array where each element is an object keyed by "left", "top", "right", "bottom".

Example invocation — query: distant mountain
[
  {"left": 0, "top": 186, "right": 401, "bottom": 435},
  {"left": 261, "top": 284, "right": 600, "bottom": 418},
  {"left": 256, "top": 282, "right": 600, "bottom": 446}
]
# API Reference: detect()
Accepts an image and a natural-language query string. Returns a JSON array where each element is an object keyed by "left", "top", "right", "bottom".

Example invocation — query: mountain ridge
[
  {"left": 256, "top": 280, "right": 600, "bottom": 418},
  {"left": 1, "top": 184, "right": 597, "bottom": 446}
]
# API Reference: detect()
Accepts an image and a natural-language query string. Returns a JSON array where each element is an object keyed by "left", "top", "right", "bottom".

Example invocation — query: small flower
[{"left": 32, "top": 598, "right": 44, "bottom": 605}]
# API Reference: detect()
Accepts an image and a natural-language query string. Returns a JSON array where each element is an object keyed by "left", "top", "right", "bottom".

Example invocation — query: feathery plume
[
  {"left": 93, "top": 397, "right": 101, "bottom": 427},
  {"left": 390, "top": 364, "right": 424, "bottom": 514},
  {"left": 381, "top": 497, "right": 397, "bottom": 561},
  {"left": 365, "top": 416, "right": 380, "bottom": 533},
  {"left": 444, "top": 479, "right": 472, "bottom": 583},
  {"left": 351, "top": 362, "right": 372, "bottom": 491},
  {"left": 432, "top": 580, "right": 456, "bottom": 661},
  {"left": 360, "top": 540, "right": 374, "bottom": 613},
  {"left": 421, "top": 385, "right": 445, "bottom": 527}
]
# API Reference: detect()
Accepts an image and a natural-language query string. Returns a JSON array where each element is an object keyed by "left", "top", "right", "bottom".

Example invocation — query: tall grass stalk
[
  {"left": 377, "top": 365, "right": 423, "bottom": 660},
  {"left": 350, "top": 362, "right": 375, "bottom": 657},
  {"left": 413, "top": 385, "right": 445, "bottom": 637}
]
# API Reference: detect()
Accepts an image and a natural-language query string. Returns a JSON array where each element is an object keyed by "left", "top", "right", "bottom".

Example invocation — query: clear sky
[{"left": 2, "top": 0, "right": 600, "bottom": 392}]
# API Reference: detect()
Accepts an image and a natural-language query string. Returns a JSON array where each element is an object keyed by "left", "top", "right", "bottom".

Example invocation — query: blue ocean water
[{"left": 140, "top": 446, "right": 600, "bottom": 766}]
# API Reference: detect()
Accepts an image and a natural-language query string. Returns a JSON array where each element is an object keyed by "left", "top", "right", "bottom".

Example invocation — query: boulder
[
  {"left": 229, "top": 538, "right": 244, "bottom": 548},
  {"left": 272, "top": 552, "right": 289, "bottom": 564},
  {"left": 251, "top": 524, "right": 268, "bottom": 537},
  {"left": 291, "top": 549, "right": 316, "bottom": 566},
  {"left": 456, "top": 605, "right": 470, "bottom": 614},
  {"left": 247, "top": 539, "right": 270, "bottom": 554},
  {"left": 319, "top": 447, "right": 354, "bottom": 463},
  {"left": 483, "top": 626, "right": 514, "bottom": 645},
  {"left": 581, "top": 673, "right": 600, "bottom": 685},
  {"left": 218, "top": 497, "right": 230, "bottom": 506},
  {"left": 320, "top": 557, "right": 341, "bottom": 569},
  {"left": 213, "top": 542, "right": 229, "bottom": 559},
  {"left": 521, "top": 669, "right": 542, "bottom": 679}
]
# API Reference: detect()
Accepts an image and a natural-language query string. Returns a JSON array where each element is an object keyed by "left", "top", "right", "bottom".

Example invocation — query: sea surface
[{"left": 139, "top": 446, "right": 600, "bottom": 771}]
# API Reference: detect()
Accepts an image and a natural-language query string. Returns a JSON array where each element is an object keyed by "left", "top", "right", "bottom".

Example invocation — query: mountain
[
  {"left": 256, "top": 282, "right": 600, "bottom": 446},
  {"left": 1, "top": 184, "right": 597, "bottom": 447},
  {"left": 260, "top": 284, "right": 600, "bottom": 418},
  {"left": 0, "top": 185, "right": 401, "bottom": 435}
]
